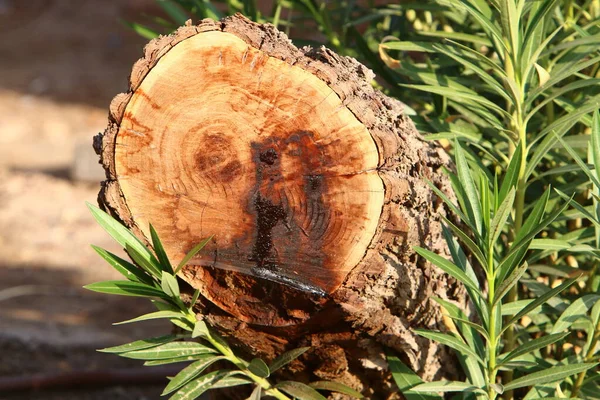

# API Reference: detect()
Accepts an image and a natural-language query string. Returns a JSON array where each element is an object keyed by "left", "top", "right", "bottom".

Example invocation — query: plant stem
[
  {"left": 571, "top": 315, "right": 600, "bottom": 397},
  {"left": 189, "top": 313, "right": 292, "bottom": 400},
  {"left": 487, "top": 243, "right": 499, "bottom": 400},
  {"left": 502, "top": 44, "right": 529, "bottom": 399},
  {"left": 272, "top": 0, "right": 282, "bottom": 28},
  {"left": 487, "top": 277, "right": 499, "bottom": 399}
]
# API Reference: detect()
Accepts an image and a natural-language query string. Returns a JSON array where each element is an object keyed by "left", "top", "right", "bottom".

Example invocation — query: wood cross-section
[{"left": 115, "top": 31, "right": 384, "bottom": 295}]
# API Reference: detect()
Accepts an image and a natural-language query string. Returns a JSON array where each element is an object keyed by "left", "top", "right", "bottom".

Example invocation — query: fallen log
[{"left": 95, "top": 14, "right": 466, "bottom": 398}]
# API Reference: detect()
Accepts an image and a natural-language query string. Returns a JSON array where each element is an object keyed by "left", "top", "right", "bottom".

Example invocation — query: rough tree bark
[{"left": 95, "top": 14, "right": 466, "bottom": 399}]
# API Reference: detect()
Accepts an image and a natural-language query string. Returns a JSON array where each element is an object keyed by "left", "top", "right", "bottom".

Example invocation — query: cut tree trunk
[{"left": 95, "top": 14, "right": 466, "bottom": 399}]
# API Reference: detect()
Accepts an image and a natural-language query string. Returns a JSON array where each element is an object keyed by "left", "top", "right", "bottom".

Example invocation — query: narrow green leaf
[
  {"left": 419, "top": 30, "right": 492, "bottom": 46},
  {"left": 498, "top": 332, "right": 570, "bottom": 366},
  {"left": 98, "top": 334, "right": 181, "bottom": 354},
  {"left": 504, "top": 363, "right": 598, "bottom": 391},
  {"left": 582, "top": 371, "right": 600, "bottom": 387},
  {"left": 528, "top": 56, "right": 600, "bottom": 104},
  {"left": 522, "top": 0, "right": 557, "bottom": 48},
  {"left": 161, "top": 271, "right": 180, "bottom": 299},
  {"left": 592, "top": 298, "right": 600, "bottom": 326},
  {"left": 162, "top": 355, "right": 225, "bottom": 395},
  {"left": 440, "top": 216, "right": 488, "bottom": 269},
  {"left": 175, "top": 236, "right": 213, "bottom": 274},
  {"left": 441, "top": 226, "right": 487, "bottom": 325},
  {"left": 498, "top": 142, "right": 522, "bottom": 203},
  {"left": 449, "top": 98, "right": 506, "bottom": 131},
  {"left": 498, "top": 360, "right": 539, "bottom": 370},
  {"left": 190, "top": 0, "right": 222, "bottom": 20},
  {"left": 551, "top": 294, "right": 600, "bottom": 334},
  {"left": 242, "top": 0, "right": 258, "bottom": 21},
  {"left": 491, "top": 382, "right": 504, "bottom": 394},
  {"left": 494, "top": 262, "right": 528, "bottom": 306},
  {"left": 144, "top": 355, "right": 208, "bottom": 366},
  {"left": 126, "top": 243, "right": 161, "bottom": 278},
  {"left": 276, "top": 381, "right": 327, "bottom": 400},
  {"left": 480, "top": 172, "right": 491, "bottom": 235},
  {"left": 431, "top": 43, "right": 510, "bottom": 101},
  {"left": 433, "top": 297, "right": 488, "bottom": 348},
  {"left": 170, "top": 318, "right": 194, "bottom": 332},
  {"left": 247, "top": 386, "right": 261, "bottom": 400},
  {"left": 499, "top": 0, "right": 520, "bottom": 55},
  {"left": 157, "top": 0, "right": 189, "bottom": 25},
  {"left": 549, "top": 33, "right": 600, "bottom": 53},
  {"left": 502, "top": 276, "right": 580, "bottom": 333},
  {"left": 208, "top": 372, "right": 252, "bottom": 389},
  {"left": 525, "top": 80, "right": 600, "bottom": 123},
  {"left": 150, "top": 224, "right": 173, "bottom": 273},
  {"left": 526, "top": 98, "right": 600, "bottom": 180},
  {"left": 426, "top": 180, "right": 481, "bottom": 238},
  {"left": 269, "top": 347, "right": 310, "bottom": 373},
  {"left": 169, "top": 370, "right": 233, "bottom": 400},
  {"left": 522, "top": 382, "right": 559, "bottom": 400},
  {"left": 248, "top": 358, "right": 270, "bottom": 378},
  {"left": 489, "top": 187, "right": 515, "bottom": 249},
  {"left": 497, "top": 191, "right": 569, "bottom": 281},
  {"left": 91, "top": 245, "right": 153, "bottom": 285},
  {"left": 189, "top": 289, "right": 201, "bottom": 311},
  {"left": 309, "top": 381, "right": 364, "bottom": 398},
  {"left": 380, "top": 41, "right": 437, "bottom": 52},
  {"left": 528, "top": 239, "right": 573, "bottom": 250},
  {"left": 114, "top": 310, "right": 185, "bottom": 325},
  {"left": 84, "top": 280, "right": 167, "bottom": 299},
  {"left": 120, "top": 341, "right": 217, "bottom": 360},
  {"left": 559, "top": 191, "right": 598, "bottom": 226},
  {"left": 402, "top": 84, "right": 510, "bottom": 119},
  {"left": 122, "top": 21, "right": 160, "bottom": 40},
  {"left": 454, "top": 141, "right": 483, "bottom": 235},
  {"left": 414, "top": 330, "right": 484, "bottom": 365},
  {"left": 446, "top": 315, "right": 490, "bottom": 341},
  {"left": 192, "top": 320, "right": 210, "bottom": 339},
  {"left": 556, "top": 133, "right": 600, "bottom": 189},
  {"left": 454, "top": 0, "right": 507, "bottom": 54},
  {"left": 502, "top": 299, "right": 548, "bottom": 316},
  {"left": 387, "top": 355, "right": 443, "bottom": 400},
  {"left": 414, "top": 247, "right": 481, "bottom": 293},
  {"left": 153, "top": 300, "right": 180, "bottom": 312},
  {"left": 431, "top": 298, "right": 486, "bottom": 387},
  {"left": 528, "top": 398, "right": 583, "bottom": 400},
  {"left": 87, "top": 203, "right": 161, "bottom": 276},
  {"left": 410, "top": 381, "right": 484, "bottom": 393},
  {"left": 592, "top": 110, "right": 600, "bottom": 184}
]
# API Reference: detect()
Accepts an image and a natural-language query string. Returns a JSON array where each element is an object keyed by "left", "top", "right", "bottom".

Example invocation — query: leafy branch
[{"left": 86, "top": 203, "right": 362, "bottom": 400}]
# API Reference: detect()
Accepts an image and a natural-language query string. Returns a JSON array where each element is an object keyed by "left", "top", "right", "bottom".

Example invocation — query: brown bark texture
[{"left": 94, "top": 14, "right": 467, "bottom": 399}]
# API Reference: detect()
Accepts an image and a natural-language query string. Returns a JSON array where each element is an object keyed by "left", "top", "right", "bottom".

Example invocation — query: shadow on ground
[{"left": 0, "top": 263, "right": 172, "bottom": 399}]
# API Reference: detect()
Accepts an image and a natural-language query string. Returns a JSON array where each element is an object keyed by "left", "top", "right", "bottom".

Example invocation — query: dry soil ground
[{"left": 0, "top": 1, "right": 181, "bottom": 398}]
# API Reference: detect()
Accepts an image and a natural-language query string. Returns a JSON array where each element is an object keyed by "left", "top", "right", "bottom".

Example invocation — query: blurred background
[{"left": 0, "top": 1, "right": 171, "bottom": 398}]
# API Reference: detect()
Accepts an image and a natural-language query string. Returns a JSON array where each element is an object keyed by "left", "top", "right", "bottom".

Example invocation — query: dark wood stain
[{"left": 243, "top": 131, "right": 331, "bottom": 292}]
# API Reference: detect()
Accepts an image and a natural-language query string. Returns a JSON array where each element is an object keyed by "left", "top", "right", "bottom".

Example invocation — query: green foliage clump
[
  {"left": 87, "top": 204, "right": 362, "bottom": 400},
  {"left": 377, "top": 0, "right": 600, "bottom": 399}
]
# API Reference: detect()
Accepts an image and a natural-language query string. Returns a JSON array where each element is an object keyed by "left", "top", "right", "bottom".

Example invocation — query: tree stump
[{"left": 95, "top": 14, "right": 466, "bottom": 398}]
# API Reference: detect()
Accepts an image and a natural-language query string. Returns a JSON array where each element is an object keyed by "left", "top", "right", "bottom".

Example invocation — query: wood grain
[{"left": 115, "top": 31, "right": 384, "bottom": 295}]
